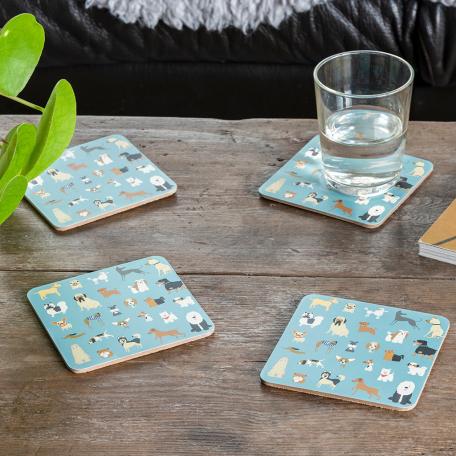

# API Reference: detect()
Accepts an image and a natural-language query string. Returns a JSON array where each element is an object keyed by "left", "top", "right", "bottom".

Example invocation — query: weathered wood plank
[
  {"left": 1, "top": 272, "right": 454, "bottom": 456},
  {"left": 0, "top": 116, "right": 455, "bottom": 279}
]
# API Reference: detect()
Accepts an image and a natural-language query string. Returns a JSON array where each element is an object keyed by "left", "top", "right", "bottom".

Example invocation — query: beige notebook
[{"left": 419, "top": 199, "right": 456, "bottom": 265}]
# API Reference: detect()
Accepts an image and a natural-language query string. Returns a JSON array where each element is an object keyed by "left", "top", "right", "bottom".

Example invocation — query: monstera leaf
[
  {"left": 24, "top": 79, "right": 76, "bottom": 181},
  {"left": 0, "top": 13, "right": 44, "bottom": 97}
]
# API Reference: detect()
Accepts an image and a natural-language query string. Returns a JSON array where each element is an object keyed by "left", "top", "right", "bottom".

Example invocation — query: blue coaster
[
  {"left": 25, "top": 135, "right": 177, "bottom": 230},
  {"left": 260, "top": 294, "right": 449, "bottom": 411},
  {"left": 27, "top": 256, "right": 214, "bottom": 373},
  {"left": 259, "top": 135, "right": 433, "bottom": 228}
]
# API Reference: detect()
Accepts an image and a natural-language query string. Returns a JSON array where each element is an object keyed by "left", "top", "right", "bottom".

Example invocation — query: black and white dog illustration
[
  {"left": 44, "top": 301, "right": 68, "bottom": 317},
  {"left": 93, "top": 197, "right": 115, "bottom": 210},
  {"left": 299, "top": 312, "right": 324, "bottom": 328},
  {"left": 156, "top": 278, "right": 186, "bottom": 292},
  {"left": 389, "top": 381, "right": 415, "bottom": 405},
  {"left": 108, "top": 305, "right": 122, "bottom": 316},
  {"left": 413, "top": 340, "right": 437, "bottom": 357},
  {"left": 120, "top": 151, "right": 142, "bottom": 162},
  {"left": 298, "top": 359, "right": 324, "bottom": 368},
  {"left": 395, "top": 176, "right": 413, "bottom": 189},
  {"left": 88, "top": 331, "right": 113, "bottom": 344},
  {"left": 186, "top": 311, "right": 212, "bottom": 332},
  {"left": 68, "top": 196, "right": 87, "bottom": 207},
  {"left": 345, "top": 341, "right": 358, "bottom": 353},
  {"left": 359, "top": 205, "right": 385, "bottom": 223},
  {"left": 317, "top": 371, "right": 345, "bottom": 388},
  {"left": 150, "top": 175, "right": 173, "bottom": 192},
  {"left": 81, "top": 145, "right": 105, "bottom": 153}
]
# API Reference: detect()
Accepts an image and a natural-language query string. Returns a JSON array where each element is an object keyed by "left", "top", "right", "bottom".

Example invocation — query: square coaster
[
  {"left": 25, "top": 135, "right": 177, "bottom": 230},
  {"left": 260, "top": 294, "right": 449, "bottom": 411},
  {"left": 27, "top": 256, "right": 214, "bottom": 373},
  {"left": 259, "top": 135, "right": 433, "bottom": 228}
]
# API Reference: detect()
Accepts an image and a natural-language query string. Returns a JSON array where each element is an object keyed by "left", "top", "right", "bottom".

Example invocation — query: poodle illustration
[{"left": 359, "top": 205, "right": 385, "bottom": 223}]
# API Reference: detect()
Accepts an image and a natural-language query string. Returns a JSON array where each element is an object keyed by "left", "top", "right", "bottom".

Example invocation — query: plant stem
[{"left": 0, "top": 92, "right": 44, "bottom": 112}]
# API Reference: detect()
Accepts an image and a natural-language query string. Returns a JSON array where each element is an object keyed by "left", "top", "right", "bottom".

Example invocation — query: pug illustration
[
  {"left": 186, "top": 311, "right": 212, "bottom": 332},
  {"left": 389, "top": 381, "right": 415, "bottom": 405}
]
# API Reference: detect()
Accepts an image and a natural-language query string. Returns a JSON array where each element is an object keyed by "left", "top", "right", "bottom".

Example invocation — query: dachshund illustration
[
  {"left": 334, "top": 199, "right": 353, "bottom": 215},
  {"left": 148, "top": 328, "right": 183, "bottom": 342},
  {"left": 352, "top": 378, "right": 381, "bottom": 399}
]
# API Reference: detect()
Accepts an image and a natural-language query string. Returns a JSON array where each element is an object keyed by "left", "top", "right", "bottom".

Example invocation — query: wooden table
[{"left": 1, "top": 116, "right": 455, "bottom": 456}]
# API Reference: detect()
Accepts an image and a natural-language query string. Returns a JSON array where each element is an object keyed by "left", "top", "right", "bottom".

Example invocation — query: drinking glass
[{"left": 314, "top": 50, "right": 414, "bottom": 196}]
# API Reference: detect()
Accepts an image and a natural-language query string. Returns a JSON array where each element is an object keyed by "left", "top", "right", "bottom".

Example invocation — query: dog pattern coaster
[
  {"left": 25, "top": 135, "right": 177, "bottom": 230},
  {"left": 260, "top": 294, "right": 449, "bottom": 411},
  {"left": 27, "top": 256, "right": 214, "bottom": 373},
  {"left": 259, "top": 135, "right": 433, "bottom": 228}
]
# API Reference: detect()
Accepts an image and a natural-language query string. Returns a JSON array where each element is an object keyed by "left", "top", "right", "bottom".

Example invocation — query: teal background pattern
[
  {"left": 25, "top": 135, "right": 177, "bottom": 230},
  {"left": 27, "top": 256, "right": 214, "bottom": 372},
  {"left": 259, "top": 135, "right": 433, "bottom": 227},
  {"left": 261, "top": 294, "right": 449, "bottom": 410}
]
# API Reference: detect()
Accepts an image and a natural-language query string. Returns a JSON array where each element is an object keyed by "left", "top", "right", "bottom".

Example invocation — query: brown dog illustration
[
  {"left": 148, "top": 328, "right": 183, "bottom": 342},
  {"left": 98, "top": 288, "right": 121, "bottom": 298},
  {"left": 334, "top": 199, "right": 353, "bottom": 215},
  {"left": 358, "top": 321, "right": 376, "bottom": 335},
  {"left": 352, "top": 378, "right": 381, "bottom": 399},
  {"left": 119, "top": 190, "right": 151, "bottom": 200}
]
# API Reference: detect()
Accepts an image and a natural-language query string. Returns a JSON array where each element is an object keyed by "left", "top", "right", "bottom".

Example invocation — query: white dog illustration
[
  {"left": 425, "top": 317, "right": 444, "bottom": 338},
  {"left": 407, "top": 362, "right": 427, "bottom": 376},
  {"left": 365, "top": 307, "right": 387, "bottom": 319},
  {"left": 377, "top": 368, "right": 394, "bottom": 382},
  {"left": 267, "top": 357, "right": 288, "bottom": 378},
  {"left": 385, "top": 330, "right": 409, "bottom": 344}
]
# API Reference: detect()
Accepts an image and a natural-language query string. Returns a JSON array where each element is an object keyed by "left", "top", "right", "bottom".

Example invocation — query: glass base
[{"left": 324, "top": 172, "right": 400, "bottom": 197}]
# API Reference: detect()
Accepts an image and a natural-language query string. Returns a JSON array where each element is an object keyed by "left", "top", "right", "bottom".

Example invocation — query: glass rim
[{"left": 313, "top": 50, "right": 414, "bottom": 99}]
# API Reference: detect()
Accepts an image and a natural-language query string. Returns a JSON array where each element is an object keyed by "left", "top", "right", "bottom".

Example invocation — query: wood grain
[{"left": 0, "top": 116, "right": 455, "bottom": 455}]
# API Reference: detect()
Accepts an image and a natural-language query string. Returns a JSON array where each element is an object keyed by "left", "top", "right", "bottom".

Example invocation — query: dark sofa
[{"left": 1, "top": 0, "right": 456, "bottom": 120}]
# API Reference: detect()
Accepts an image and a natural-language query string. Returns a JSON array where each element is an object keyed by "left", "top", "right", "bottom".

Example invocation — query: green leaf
[
  {"left": 0, "top": 123, "right": 36, "bottom": 191},
  {"left": 0, "top": 175, "right": 27, "bottom": 225},
  {"left": 0, "top": 13, "right": 44, "bottom": 97},
  {"left": 24, "top": 79, "right": 76, "bottom": 180}
]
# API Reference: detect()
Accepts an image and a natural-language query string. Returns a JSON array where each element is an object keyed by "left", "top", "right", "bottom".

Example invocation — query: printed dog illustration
[
  {"left": 47, "top": 168, "right": 72, "bottom": 182},
  {"left": 119, "top": 190, "right": 151, "bottom": 200},
  {"left": 86, "top": 184, "right": 102, "bottom": 193},
  {"left": 97, "top": 348, "right": 113, "bottom": 358},
  {"left": 145, "top": 296, "right": 165, "bottom": 308},
  {"left": 173, "top": 296, "right": 195, "bottom": 308},
  {"left": 34, "top": 189, "right": 50, "bottom": 199},
  {"left": 292, "top": 330, "right": 307, "bottom": 343},
  {"left": 36, "top": 283, "right": 61, "bottom": 300},
  {"left": 309, "top": 297, "right": 337, "bottom": 311},
  {"left": 352, "top": 378, "right": 380, "bottom": 399},
  {"left": 377, "top": 368, "right": 394, "bottom": 382},
  {"left": 385, "top": 330, "right": 409, "bottom": 344},
  {"left": 359, "top": 205, "right": 385, "bottom": 223},
  {"left": 343, "top": 303, "right": 356, "bottom": 313},
  {"left": 334, "top": 199, "right": 353, "bottom": 215},
  {"left": 44, "top": 301, "right": 68, "bottom": 316},
  {"left": 283, "top": 191, "right": 296, "bottom": 199},
  {"left": 150, "top": 175, "right": 173, "bottom": 191},
  {"left": 146, "top": 258, "right": 173, "bottom": 275},
  {"left": 88, "top": 331, "right": 114, "bottom": 344},
  {"left": 156, "top": 278, "right": 186, "bottom": 293},
  {"left": 73, "top": 293, "right": 101, "bottom": 311},
  {"left": 395, "top": 176, "right": 413, "bottom": 189},
  {"left": 391, "top": 311, "right": 420, "bottom": 329},
  {"left": 88, "top": 271, "right": 109, "bottom": 285},
  {"left": 298, "top": 359, "right": 324, "bottom": 368},
  {"left": 299, "top": 312, "right": 324, "bottom": 328},
  {"left": 335, "top": 355, "right": 355, "bottom": 367},
  {"left": 345, "top": 341, "right": 358, "bottom": 352},
  {"left": 389, "top": 381, "right": 415, "bottom": 405},
  {"left": 68, "top": 196, "right": 87, "bottom": 207},
  {"left": 317, "top": 371, "right": 345, "bottom": 388},
  {"left": 364, "top": 307, "right": 387, "bottom": 319},
  {"left": 126, "top": 177, "right": 143, "bottom": 187},
  {"left": 186, "top": 311, "right": 212, "bottom": 332},
  {"left": 83, "top": 312, "right": 103, "bottom": 327},
  {"left": 358, "top": 321, "right": 376, "bottom": 335},
  {"left": 315, "top": 339, "right": 337, "bottom": 353},
  {"left": 98, "top": 288, "right": 120, "bottom": 298},
  {"left": 384, "top": 349, "right": 404, "bottom": 362},
  {"left": 267, "top": 357, "right": 288, "bottom": 378},
  {"left": 136, "top": 164, "right": 155, "bottom": 173},
  {"left": 355, "top": 195, "right": 370, "bottom": 205},
  {"left": 120, "top": 151, "right": 142, "bottom": 162},
  {"left": 160, "top": 311, "right": 178, "bottom": 323},
  {"left": 425, "top": 317, "right": 444, "bottom": 338},
  {"left": 107, "top": 136, "right": 129, "bottom": 149},
  {"left": 94, "top": 153, "right": 113, "bottom": 166},
  {"left": 108, "top": 305, "right": 121, "bottom": 316},
  {"left": 413, "top": 340, "right": 437, "bottom": 357},
  {"left": 383, "top": 192, "right": 400, "bottom": 204},
  {"left": 327, "top": 316, "right": 349, "bottom": 337},
  {"left": 292, "top": 373, "right": 307, "bottom": 384},
  {"left": 28, "top": 176, "right": 43, "bottom": 188},
  {"left": 363, "top": 359, "right": 374, "bottom": 372},
  {"left": 366, "top": 341, "right": 380, "bottom": 352},
  {"left": 148, "top": 328, "right": 183, "bottom": 342},
  {"left": 137, "top": 311, "right": 153, "bottom": 321},
  {"left": 81, "top": 145, "right": 105, "bottom": 153},
  {"left": 124, "top": 298, "right": 137, "bottom": 308},
  {"left": 285, "top": 346, "right": 305, "bottom": 355},
  {"left": 407, "top": 362, "right": 427, "bottom": 376},
  {"left": 53, "top": 208, "right": 72, "bottom": 223},
  {"left": 94, "top": 197, "right": 115, "bottom": 210},
  {"left": 128, "top": 279, "right": 150, "bottom": 294},
  {"left": 304, "top": 191, "right": 328, "bottom": 205},
  {"left": 71, "top": 344, "right": 90, "bottom": 364},
  {"left": 51, "top": 317, "right": 72, "bottom": 330},
  {"left": 411, "top": 161, "right": 425, "bottom": 177},
  {"left": 116, "top": 265, "right": 146, "bottom": 280},
  {"left": 68, "top": 163, "right": 87, "bottom": 171},
  {"left": 61, "top": 149, "right": 75, "bottom": 161},
  {"left": 112, "top": 318, "right": 130, "bottom": 328},
  {"left": 111, "top": 166, "right": 129, "bottom": 175},
  {"left": 118, "top": 334, "right": 142, "bottom": 352}
]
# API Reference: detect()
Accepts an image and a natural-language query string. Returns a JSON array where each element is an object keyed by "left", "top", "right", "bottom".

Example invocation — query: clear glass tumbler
[{"left": 314, "top": 50, "right": 414, "bottom": 196}]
